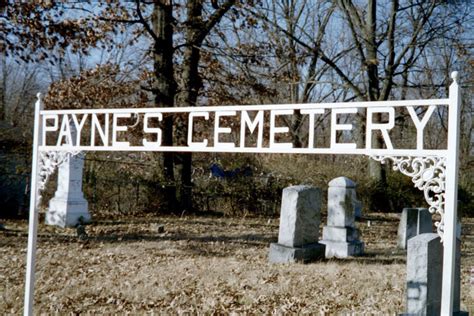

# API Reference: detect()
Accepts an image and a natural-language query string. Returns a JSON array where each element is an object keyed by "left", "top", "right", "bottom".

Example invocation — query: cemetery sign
[{"left": 24, "top": 72, "right": 462, "bottom": 315}]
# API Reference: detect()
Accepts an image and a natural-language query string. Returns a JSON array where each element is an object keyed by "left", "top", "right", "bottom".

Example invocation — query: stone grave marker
[
  {"left": 320, "top": 177, "right": 364, "bottom": 258},
  {"left": 405, "top": 233, "right": 464, "bottom": 315},
  {"left": 397, "top": 207, "right": 432, "bottom": 249},
  {"left": 268, "top": 185, "right": 325, "bottom": 263},
  {"left": 45, "top": 121, "right": 90, "bottom": 228},
  {"left": 45, "top": 152, "right": 90, "bottom": 227}
]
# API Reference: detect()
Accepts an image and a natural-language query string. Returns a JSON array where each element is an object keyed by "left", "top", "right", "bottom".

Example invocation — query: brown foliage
[
  {"left": 43, "top": 64, "right": 150, "bottom": 110},
  {"left": 2, "top": 3, "right": 111, "bottom": 63}
]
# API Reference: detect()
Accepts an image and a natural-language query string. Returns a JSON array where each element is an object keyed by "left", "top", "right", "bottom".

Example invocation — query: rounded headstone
[{"left": 328, "top": 177, "right": 356, "bottom": 188}]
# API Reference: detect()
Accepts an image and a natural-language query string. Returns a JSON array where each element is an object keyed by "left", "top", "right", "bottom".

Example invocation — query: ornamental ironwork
[{"left": 371, "top": 155, "right": 446, "bottom": 239}]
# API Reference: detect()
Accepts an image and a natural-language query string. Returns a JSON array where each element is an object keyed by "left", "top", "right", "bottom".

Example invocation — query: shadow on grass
[
  {"left": 1, "top": 227, "right": 276, "bottom": 253},
  {"left": 0, "top": 217, "right": 418, "bottom": 265}
]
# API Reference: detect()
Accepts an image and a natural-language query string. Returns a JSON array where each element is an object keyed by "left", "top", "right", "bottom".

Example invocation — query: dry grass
[{"left": 1, "top": 213, "right": 473, "bottom": 314}]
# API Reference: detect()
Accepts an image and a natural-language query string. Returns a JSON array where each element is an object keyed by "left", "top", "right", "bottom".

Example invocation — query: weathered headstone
[
  {"left": 45, "top": 152, "right": 90, "bottom": 227},
  {"left": 320, "top": 177, "right": 364, "bottom": 258},
  {"left": 268, "top": 185, "right": 325, "bottom": 263},
  {"left": 397, "top": 208, "right": 432, "bottom": 249},
  {"left": 405, "top": 233, "right": 464, "bottom": 315}
]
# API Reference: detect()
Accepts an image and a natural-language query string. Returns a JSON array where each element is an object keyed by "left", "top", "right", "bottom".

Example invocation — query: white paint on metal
[
  {"left": 37, "top": 146, "right": 449, "bottom": 156},
  {"left": 188, "top": 111, "right": 209, "bottom": 148},
  {"left": 24, "top": 73, "right": 462, "bottom": 315},
  {"left": 38, "top": 104, "right": 450, "bottom": 155},
  {"left": 300, "top": 109, "right": 325, "bottom": 148},
  {"left": 24, "top": 93, "right": 43, "bottom": 316},
  {"left": 406, "top": 105, "right": 436, "bottom": 150},
  {"left": 112, "top": 112, "right": 131, "bottom": 147},
  {"left": 441, "top": 71, "right": 461, "bottom": 315}
]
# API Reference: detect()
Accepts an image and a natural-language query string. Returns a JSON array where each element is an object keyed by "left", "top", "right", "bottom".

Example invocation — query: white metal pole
[
  {"left": 440, "top": 72, "right": 461, "bottom": 315},
  {"left": 24, "top": 93, "right": 43, "bottom": 316}
]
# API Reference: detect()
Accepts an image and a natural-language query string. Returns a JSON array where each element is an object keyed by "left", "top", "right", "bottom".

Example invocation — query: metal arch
[{"left": 25, "top": 72, "right": 462, "bottom": 315}]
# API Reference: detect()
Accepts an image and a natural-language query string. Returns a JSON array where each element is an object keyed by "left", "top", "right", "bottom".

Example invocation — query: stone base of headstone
[
  {"left": 268, "top": 242, "right": 325, "bottom": 264},
  {"left": 322, "top": 226, "right": 359, "bottom": 241},
  {"left": 320, "top": 240, "right": 364, "bottom": 258},
  {"left": 321, "top": 226, "right": 364, "bottom": 258},
  {"left": 45, "top": 198, "right": 90, "bottom": 228}
]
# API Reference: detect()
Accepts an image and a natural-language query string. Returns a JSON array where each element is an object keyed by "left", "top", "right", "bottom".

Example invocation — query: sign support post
[
  {"left": 24, "top": 94, "right": 43, "bottom": 316},
  {"left": 441, "top": 72, "right": 461, "bottom": 315}
]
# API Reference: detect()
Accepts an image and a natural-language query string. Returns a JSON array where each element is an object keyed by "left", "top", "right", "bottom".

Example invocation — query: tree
[
  {"left": 172, "top": 0, "right": 236, "bottom": 211},
  {"left": 134, "top": 0, "right": 236, "bottom": 212},
  {"left": 249, "top": 0, "right": 470, "bottom": 184},
  {"left": 2, "top": 1, "right": 238, "bottom": 213},
  {"left": 205, "top": 0, "right": 338, "bottom": 147}
]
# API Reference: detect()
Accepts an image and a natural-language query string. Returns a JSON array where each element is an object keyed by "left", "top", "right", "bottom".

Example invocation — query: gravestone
[
  {"left": 45, "top": 121, "right": 90, "bottom": 228},
  {"left": 320, "top": 177, "right": 364, "bottom": 258},
  {"left": 45, "top": 152, "right": 90, "bottom": 228},
  {"left": 397, "top": 208, "right": 432, "bottom": 249},
  {"left": 406, "top": 233, "right": 464, "bottom": 315},
  {"left": 268, "top": 185, "right": 325, "bottom": 263}
]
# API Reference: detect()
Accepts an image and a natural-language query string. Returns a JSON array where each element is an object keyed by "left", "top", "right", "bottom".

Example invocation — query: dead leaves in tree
[
  {"left": 43, "top": 64, "right": 150, "bottom": 110},
  {"left": 2, "top": 3, "right": 113, "bottom": 64}
]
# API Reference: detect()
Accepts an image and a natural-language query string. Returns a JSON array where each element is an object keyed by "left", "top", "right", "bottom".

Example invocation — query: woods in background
[{"left": 1, "top": 1, "right": 472, "bottom": 216}]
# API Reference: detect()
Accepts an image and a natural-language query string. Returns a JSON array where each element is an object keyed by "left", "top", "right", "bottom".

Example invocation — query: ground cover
[{"left": 1, "top": 213, "right": 473, "bottom": 314}]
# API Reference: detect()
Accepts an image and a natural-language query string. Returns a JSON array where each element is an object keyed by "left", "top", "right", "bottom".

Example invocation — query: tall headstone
[
  {"left": 397, "top": 208, "right": 432, "bottom": 249},
  {"left": 268, "top": 185, "right": 325, "bottom": 263},
  {"left": 320, "top": 177, "right": 364, "bottom": 258},
  {"left": 406, "top": 233, "right": 463, "bottom": 315},
  {"left": 45, "top": 153, "right": 90, "bottom": 227},
  {"left": 46, "top": 121, "right": 90, "bottom": 228}
]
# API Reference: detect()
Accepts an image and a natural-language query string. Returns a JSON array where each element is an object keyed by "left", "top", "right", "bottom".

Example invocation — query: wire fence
[
  {"left": 79, "top": 156, "right": 286, "bottom": 217},
  {"left": 0, "top": 151, "right": 288, "bottom": 218},
  {"left": 3, "top": 150, "right": 473, "bottom": 219}
]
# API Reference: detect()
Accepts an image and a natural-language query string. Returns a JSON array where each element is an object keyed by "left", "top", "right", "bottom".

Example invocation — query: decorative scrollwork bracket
[{"left": 370, "top": 155, "right": 446, "bottom": 240}]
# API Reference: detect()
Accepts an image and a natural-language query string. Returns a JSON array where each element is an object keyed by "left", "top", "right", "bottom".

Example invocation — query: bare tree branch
[{"left": 135, "top": 0, "right": 159, "bottom": 43}]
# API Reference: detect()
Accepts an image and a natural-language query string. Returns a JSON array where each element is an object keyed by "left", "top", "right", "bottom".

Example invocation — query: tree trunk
[
  {"left": 176, "top": 0, "right": 204, "bottom": 212},
  {"left": 152, "top": 1, "right": 178, "bottom": 213},
  {"left": 177, "top": 0, "right": 235, "bottom": 212},
  {"left": 366, "top": 0, "right": 386, "bottom": 184}
]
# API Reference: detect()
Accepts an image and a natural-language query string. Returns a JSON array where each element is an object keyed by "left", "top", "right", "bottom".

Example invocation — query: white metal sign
[{"left": 24, "top": 72, "right": 461, "bottom": 315}]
